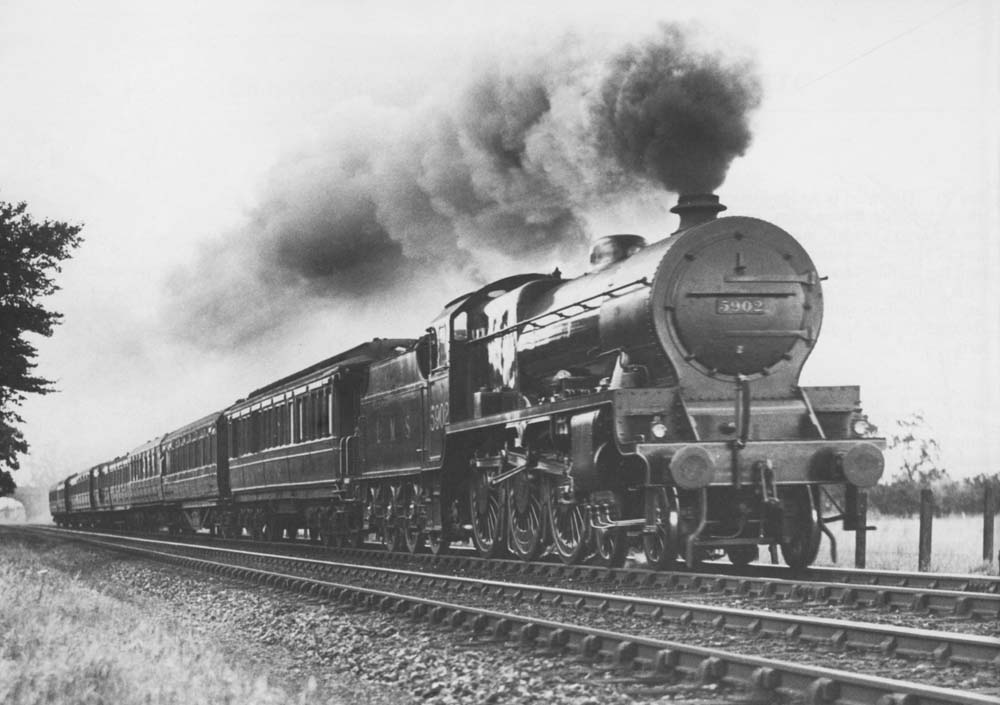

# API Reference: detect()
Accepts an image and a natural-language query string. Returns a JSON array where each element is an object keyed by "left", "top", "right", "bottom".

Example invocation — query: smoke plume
[
  {"left": 167, "top": 24, "right": 761, "bottom": 349},
  {"left": 598, "top": 24, "right": 762, "bottom": 193}
]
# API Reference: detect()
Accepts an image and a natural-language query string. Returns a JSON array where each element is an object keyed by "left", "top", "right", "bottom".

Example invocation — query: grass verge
[{"left": 0, "top": 539, "right": 302, "bottom": 705}]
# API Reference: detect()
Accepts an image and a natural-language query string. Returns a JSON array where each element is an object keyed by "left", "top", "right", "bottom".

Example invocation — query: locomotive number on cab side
[
  {"left": 716, "top": 298, "right": 767, "bottom": 315},
  {"left": 429, "top": 402, "right": 449, "bottom": 431}
]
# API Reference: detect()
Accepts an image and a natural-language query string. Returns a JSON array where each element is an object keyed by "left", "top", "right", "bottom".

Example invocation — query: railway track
[
  {"left": 17, "top": 526, "right": 999, "bottom": 705},
  {"left": 43, "top": 526, "right": 1000, "bottom": 619},
  {"left": 218, "top": 538, "right": 1000, "bottom": 621}
]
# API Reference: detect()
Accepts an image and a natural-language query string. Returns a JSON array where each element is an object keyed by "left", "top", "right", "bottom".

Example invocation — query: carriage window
[
  {"left": 324, "top": 387, "right": 333, "bottom": 437},
  {"left": 315, "top": 388, "right": 330, "bottom": 438}
]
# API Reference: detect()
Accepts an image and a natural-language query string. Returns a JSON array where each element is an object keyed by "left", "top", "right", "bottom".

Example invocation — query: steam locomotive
[{"left": 50, "top": 194, "right": 885, "bottom": 570}]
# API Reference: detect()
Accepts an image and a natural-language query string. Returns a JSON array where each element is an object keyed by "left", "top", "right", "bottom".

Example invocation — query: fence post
[
  {"left": 854, "top": 490, "right": 867, "bottom": 569},
  {"left": 918, "top": 488, "right": 933, "bottom": 572},
  {"left": 984, "top": 483, "right": 996, "bottom": 564}
]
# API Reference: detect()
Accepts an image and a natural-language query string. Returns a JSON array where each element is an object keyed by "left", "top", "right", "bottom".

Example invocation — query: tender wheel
[
  {"left": 320, "top": 516, "right": 340, "bottom": 548},
  {"left": 642, "top": 489, "right": 679, "bottom": 570},
  {"left": 427, "top": 531, "right": 451, "bottom": 556},
  {"left": 726, "top": 544, "right": 759, "bottom": 567},
  {"left": 470, "top": 469, "right": 505, "bottom": 558},
  {"left": 381, "top": 484, "right": 405, "bottom": 553},
  {"left": 347, "top": 528, "right": 365, "bottom": 548},
  {"left": 403, "top": 482, "right": 426, "bottom": 555},
  {"left": 508, "top": 471, "right": 546, "bottom": 561},
  {"left": 779, "top": 486, "right": 822, "bottom": 570},
  {"left": 548, "top": 482, "right": 589, "bottom": 565},
  {"left": 428, "top": 494, "right": 456, "bottom": 556}
]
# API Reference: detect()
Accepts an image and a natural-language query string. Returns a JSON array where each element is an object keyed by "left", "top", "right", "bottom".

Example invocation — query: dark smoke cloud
[
  {"left": 598, "top": 24, "right": 763, "bottom": 194},
  {"left": 166, "top": 24, "right": 761, "bottom": 349}
]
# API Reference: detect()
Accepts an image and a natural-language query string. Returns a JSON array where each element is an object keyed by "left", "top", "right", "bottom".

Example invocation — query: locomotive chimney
[{"left": 670, "top": 193, "right": 726, "bottom": 233}]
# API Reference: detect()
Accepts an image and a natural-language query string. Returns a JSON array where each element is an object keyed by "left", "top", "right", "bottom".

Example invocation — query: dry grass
[
  {"left": 0, "top": 542, "right": 309, "bottom": 705},
  {"left": 816, "top": 513, "right": 1000, "bottom": 574}
]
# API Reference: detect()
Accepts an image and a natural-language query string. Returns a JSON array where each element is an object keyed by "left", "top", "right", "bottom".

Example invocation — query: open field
[
  {"left": 816, "top": 513, "right": 999, "bottom": 574},
  {"left": 0, "top": 538, "right": 317, "bottom": 705}
]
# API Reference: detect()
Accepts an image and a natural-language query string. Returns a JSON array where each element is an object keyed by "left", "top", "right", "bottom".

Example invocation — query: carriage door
[{"left": 215, "top": 416, "right": 231, "bottom": 497}]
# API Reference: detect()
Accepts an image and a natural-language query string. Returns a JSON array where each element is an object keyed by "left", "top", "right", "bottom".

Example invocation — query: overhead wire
[{"left": 793, "top": 0, "right": 971, "bottom": 92}]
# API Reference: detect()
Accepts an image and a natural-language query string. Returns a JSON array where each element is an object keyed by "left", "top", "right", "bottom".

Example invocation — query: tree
[
  {"left": 868, "top": 412, "right": 950, "bottom": 516},
  {"left": 889, "top": 412, "right": 948, "bottom": 485},
  {"left": 0, "top": 199, "right": 82, "bottom": 495}
]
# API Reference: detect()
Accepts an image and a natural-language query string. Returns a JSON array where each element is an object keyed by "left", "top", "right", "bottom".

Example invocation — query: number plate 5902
[{"left": 716, "top": 298, "right": 766, "bottom": 315}]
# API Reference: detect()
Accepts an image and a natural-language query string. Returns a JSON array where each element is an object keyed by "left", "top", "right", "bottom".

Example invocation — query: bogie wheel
[
  {"left": 320, "top": 517, "right": 338, "bottom": 548},
  {"left": 508, "top": 471, "right": 547, "bottom": 561},
  {"left": 261, "top": 519, "right": 278, "bottom": 542},
  {"left": 470, "top": 470, "right": 505, "bottom": 558},
  {"left": 403, "top": 482, "right": 426, "bottom": 555},
  {"left": 593, "top": 528, "right": 629, "bottom": 567},
  {"left": 249, "top": 512, "right": 266, "bottom": 541},
  {"left": 642, "top": 489, "right": 679, "bottom": 570},
  {"left": 592, "top": 493, "right": 629, "bottom": 567},
  {"left": 548, "top": 482, "right": 589, "bottom": 565},
  {"left": 779, "top": 486, "right": 822, "bottom": 570},
  {"left": 726, "top": 544, "right": 759, "bottom": 567}
]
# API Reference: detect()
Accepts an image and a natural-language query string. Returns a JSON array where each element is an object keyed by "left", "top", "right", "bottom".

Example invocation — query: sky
[{"left": 1, "top": 0, "right": 997, "bottom": 488}]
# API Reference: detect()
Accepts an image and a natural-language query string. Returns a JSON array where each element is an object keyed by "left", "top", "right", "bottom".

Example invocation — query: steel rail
[
  {"left": 36, "top": 526, "right": 1000, "bottom": 618},
  {"left": 707, "top": 563, "right": 1000, "bottom": 595},
  {"left": 34, "top": 528, "right": 998, "bottom": 705},
  {"left": 317, "top": 544, "right": 1000, "bottom": 620},
  {"left": 336, "top": 542, "right": 1000, "bottom": 595},
  {"left": 35, "top": 527, "right": 1000, "bottom": 668}
]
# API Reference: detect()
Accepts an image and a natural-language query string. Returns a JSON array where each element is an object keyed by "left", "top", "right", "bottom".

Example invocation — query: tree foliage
[
  {"left": 867, "top": 412, "right": 998, "bottom": 516},
  {"left": 888, "top": 412, "right": 948, "bottom": 485},
  {"left": 0, "top": 199, "right": 83, "bottom": 494}
]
